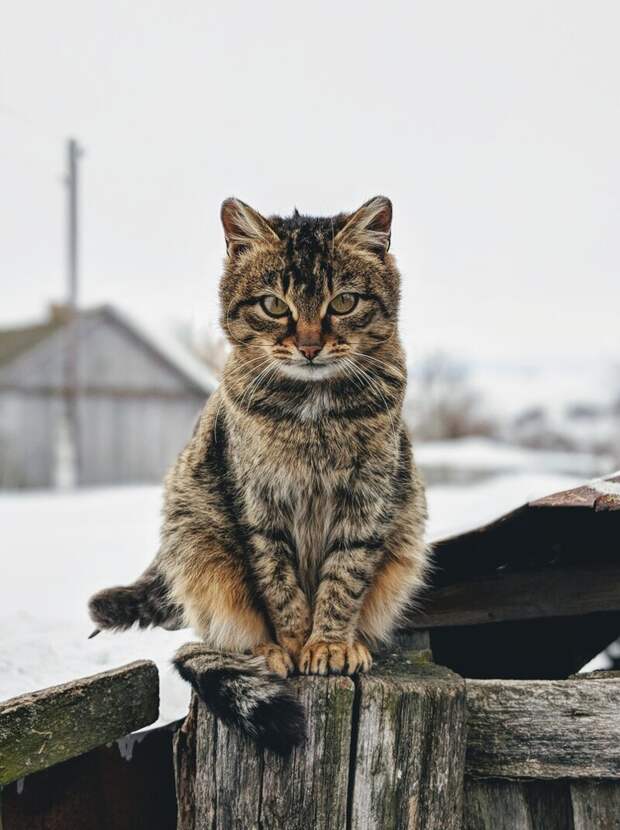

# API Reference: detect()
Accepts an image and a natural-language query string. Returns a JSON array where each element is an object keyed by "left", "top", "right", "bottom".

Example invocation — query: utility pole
[
  {"left": 56, "top": 137, "right": 83, "bottom": 488},
  {"left": 66, "top": 138, "right": 81, "bottom": 309}
]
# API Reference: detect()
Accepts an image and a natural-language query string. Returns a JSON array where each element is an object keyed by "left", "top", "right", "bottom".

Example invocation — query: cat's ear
[
  {"left": 335, "top": 196, "right": 392, "bottom": 257},
  {"left": 221, "top": 198, "right": 279, "bottom": 258}
]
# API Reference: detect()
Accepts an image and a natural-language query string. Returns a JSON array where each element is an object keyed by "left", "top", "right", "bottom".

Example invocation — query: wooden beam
[
  {"left": 175, "top": 652, "right": 467, "bottom": 829},
  {"left": 349, "top": 652, "right": 466, "bottom": 830},
  {"left": 570, "top": 782, "right": 620, "bottom": 829},
  {"left": 0, "top": 661, "right": 159, "bottom": 785},
  {"left": 411, "top": 564, "right": 620, "bottom": 629},
  {"left": 1, "top": 720, "right": 179, "bottom": 830},
  {"left": 466, "top": 677, "right": 620, "bottom": 779},
  {"left": 464, "top": 779, "right": 573, "bottom": 830},
  {"left": 178, "top": 676, "right": 355, "bottom": 830}
]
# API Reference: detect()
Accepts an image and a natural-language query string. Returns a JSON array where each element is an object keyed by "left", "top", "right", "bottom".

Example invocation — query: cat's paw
[
  {"left": 277, "top": 632, "right": 306, "bottom": 663},
  {"left": 299, "top": 640, "right": 372, "bottom": 676},
  {"left": 252, "top": 643, "right": 295, "bottom": 678}
]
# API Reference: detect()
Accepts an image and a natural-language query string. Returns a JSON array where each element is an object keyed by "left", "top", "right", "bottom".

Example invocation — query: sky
[{"left": 1, "top": 0, "right": 619, "bottom": 365}]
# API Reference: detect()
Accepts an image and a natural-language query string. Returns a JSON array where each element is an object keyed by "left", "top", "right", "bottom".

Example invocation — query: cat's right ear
[{"left": 221, "top": 198, "right": 279, "bottom": 258}]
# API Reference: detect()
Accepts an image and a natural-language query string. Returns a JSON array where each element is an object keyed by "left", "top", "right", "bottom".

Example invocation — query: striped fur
[
  {"left": 88, "top": 196, "right": 429, "bottom": 753},
  {"left": 173, "top": 644, "right": 305, "bottom": 755}
]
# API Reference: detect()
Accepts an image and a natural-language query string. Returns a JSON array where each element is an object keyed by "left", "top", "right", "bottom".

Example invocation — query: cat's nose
[{"left": 298, "top": 343, "right": 323, "bottom": 361}]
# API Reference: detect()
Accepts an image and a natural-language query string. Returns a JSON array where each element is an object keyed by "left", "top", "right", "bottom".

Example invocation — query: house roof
[
  {"left": 409, "top": 471, "right": 620, "bottom": 635},
  {"left": 0, "top": 319, "right": 64, "bottom": 368},
  {"left": 431, "top": 470, "right": 620, "bottom": 585},
  {"left": 0, "top": 305, "right": 219, "bottom": 395},
  {"left": 100, "top": 305, "right": 219, "bottom": 394}
]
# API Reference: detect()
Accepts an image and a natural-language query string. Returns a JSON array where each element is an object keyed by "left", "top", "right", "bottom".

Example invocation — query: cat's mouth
[{"left": 277, "top": 360, "right": 342, "bottom": 381}]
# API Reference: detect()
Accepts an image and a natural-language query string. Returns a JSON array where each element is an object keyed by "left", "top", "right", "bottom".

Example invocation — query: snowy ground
[{"left": 0, "top": 462, "right": 605, "bottom": 725}]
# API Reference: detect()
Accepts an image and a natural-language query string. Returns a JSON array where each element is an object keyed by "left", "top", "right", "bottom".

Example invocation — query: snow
[
  {"left": 463, "top": 359, "right": 615, "bottom": 422},
  {"left": 417, "top": 437, "right": 611, "bottom": 481},
  {"left": 0, "top": 485, "right": 193, "bottom": 725},
  {"left": 426, "top": 471, "right": 583, "bottom": 541},
  {"left": 0, "top": 464, "right": 607, "bottom": 725}
]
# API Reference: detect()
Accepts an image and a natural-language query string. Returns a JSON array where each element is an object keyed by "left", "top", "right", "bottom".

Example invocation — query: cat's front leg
[
  {"left": 299, "top": 538, "right": 384, "bottom": 676},
  {"left": 299, "top": 483, "right": 388, "bottom": 675},
  {"left": 249, "top": 529, "right": 312, "bottom": 666}
]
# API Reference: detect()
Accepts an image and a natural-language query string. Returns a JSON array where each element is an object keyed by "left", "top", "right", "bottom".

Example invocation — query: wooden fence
[{"left": 1, "top": 657, "right": 619, "bottom": 829}]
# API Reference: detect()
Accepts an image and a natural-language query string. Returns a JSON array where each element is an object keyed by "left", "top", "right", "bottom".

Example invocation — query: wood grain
[
  {"left": 348, "top": 652, "right": 466, "bottom": 830},
  {"left": 571, "top": 781, "right": 620, "bottom": 829},
  {"left": 464, "top": 779, "right": 573, "bottom": 830},
  {"left": 411, "top": 564, "right": 620, "bottom": 629},
  {"left": 0, "top": 661, "right": 159, "bottom": 786},
  {"left": 466, "top": 677, "right": 620, "bottom": 779},
  {"left": 187, "top": 676, "right": 355, "bottom": 830}
]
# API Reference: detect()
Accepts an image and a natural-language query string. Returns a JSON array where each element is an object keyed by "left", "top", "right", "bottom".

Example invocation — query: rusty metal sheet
[
  {"left": 529, "top": 485, "right": 598, "bottom": 509},
  {"left": 433, "top": 472, "right": 620, "bottom": 580}
]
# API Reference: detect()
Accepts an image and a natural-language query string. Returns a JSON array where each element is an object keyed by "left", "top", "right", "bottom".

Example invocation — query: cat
[{"left": 88, "top": 196, "right": 429, "bottom": 755}]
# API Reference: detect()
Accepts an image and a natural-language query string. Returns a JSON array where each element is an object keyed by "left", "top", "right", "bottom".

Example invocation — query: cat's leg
[
  {"left": 298, "top": 542, "right": 377, "bottom": 676},
  {"left": 299, "top": 487, "right": 388, "bottom": 675},
  {"left": 357, "top": 535, "right": 429, "bottom": 645},
  {"left": 248, "top": 530, "right": 312, "bottom": 666},
  {"left": 169, "top": 544, "right": 294, "bottom": 678},
  {"left": 299, "top": 480, "right": 429, "bottom": 675}
]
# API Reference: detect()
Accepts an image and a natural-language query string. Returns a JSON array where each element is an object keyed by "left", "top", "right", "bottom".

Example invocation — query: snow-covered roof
[
  {"left": 102, "top": 306, "right": 219, "bottom": 395},
  {"left": 0, "top": 304, "right": 219, "bottom": 396}
]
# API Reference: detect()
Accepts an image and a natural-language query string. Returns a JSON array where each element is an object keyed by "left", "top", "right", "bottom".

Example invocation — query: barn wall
[
  {"left": 77, "top": 394, "right": 203, "bottom": 485},
  {"left": 0, "top": 310, "right": 211, "bottom": 489},
  {"left": 0, "top": 313, "right": 202, "bottom": 394},
  {"left": 0, "top": 391, "right": 203, "bottom": 489},
  {"left": 0, "top": 391, "right": 59, "bottom": 488}
]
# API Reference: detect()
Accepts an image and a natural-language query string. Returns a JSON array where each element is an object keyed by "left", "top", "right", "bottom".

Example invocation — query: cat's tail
[
  {"left": 88, "top": 565, "right": 185, "bottom": 635},
  {"left": 173, "top": 643, "right": 306, "bottom": 756}
]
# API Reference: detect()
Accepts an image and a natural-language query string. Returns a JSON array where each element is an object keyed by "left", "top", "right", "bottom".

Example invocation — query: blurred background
[{"left": 1, "top": 0, "right": 619, "bottom": 721}]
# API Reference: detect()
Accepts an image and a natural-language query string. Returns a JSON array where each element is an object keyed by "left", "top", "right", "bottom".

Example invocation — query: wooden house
[
  {"left": 0, "top": 305, "right": 216, "bottom": 488},
  {"left": 1, "top": 476, "right": 619, "bottom": 828}
]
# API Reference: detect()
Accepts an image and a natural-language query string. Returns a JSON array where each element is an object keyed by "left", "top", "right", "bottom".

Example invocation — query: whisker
[
  {"left": 349, "top": 350, "right": 405, "bottom": 381},
  {"left": 239, "top": 359, "right": 278, "bottom": 411},
  {"left": 345, "top": 357, "right": 398, "bottom": 443}
]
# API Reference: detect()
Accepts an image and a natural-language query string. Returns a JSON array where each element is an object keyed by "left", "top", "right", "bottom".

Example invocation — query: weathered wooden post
[{"left": 174, "top": 650, "right": 467, "bottom": 830}]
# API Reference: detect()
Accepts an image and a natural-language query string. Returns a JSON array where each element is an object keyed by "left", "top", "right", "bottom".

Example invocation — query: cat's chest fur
[
  {"left": 233, "top": 428, "right": 348, "bottom": 594},
  {"left": 272, "top": 465, "right": 335, "bottom": 594}
]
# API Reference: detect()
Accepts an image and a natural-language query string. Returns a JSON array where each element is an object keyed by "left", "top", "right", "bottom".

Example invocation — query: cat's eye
[
  {"left": 329, "top": 293, "right": 358, "bottom": 315},
  {"left": 260, "top": 295, "right": 289, "bottom": 318}
]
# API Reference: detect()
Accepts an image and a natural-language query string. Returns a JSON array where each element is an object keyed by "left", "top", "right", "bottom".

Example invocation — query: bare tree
[
  {"left": 174, "top": 320, "right": 230, "bottom": 379},
  {"left": 407, "top": 352, "right": 494, "bottom": 441}
]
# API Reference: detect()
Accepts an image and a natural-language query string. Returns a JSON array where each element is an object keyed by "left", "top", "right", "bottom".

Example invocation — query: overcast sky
[{"left": 1, "top": 1, "right": 618, "bottom": 364}]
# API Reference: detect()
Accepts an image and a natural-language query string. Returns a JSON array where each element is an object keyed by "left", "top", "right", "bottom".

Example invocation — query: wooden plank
[
  {"left": 464, "top": 779, "right": 573, "bottom": 830},
  {"left": 188, "top": 676, "right": 355, "bottom": 830},
  {"left": 530, "top": 485, "right": 598, "bottom": 509},
  {"left": 174, "top": 700, "right": 198, "bottom": 830},
  {"left": 0, "top": 721, "right": 178, "bottom": 830},
  {"left": 573, "top": 670, "right": 620, "bottom": 681},
  {"left": 571, "top": 781, "right": 620, "bottom": 829},
  {"left": 260, "top": 677, "right": 354, "bottom": 829},
  {"left": 349, "top": 652, "right": 466, "bottom": 830},
  {"left": 411, "top": 564, "right": 620, "bottom": 629},
  {"left": 0, "top": 661, "right": 158, "bottom": 785},
  {"left": 466, "top": 678, "right": 620, "bottom": 779}
]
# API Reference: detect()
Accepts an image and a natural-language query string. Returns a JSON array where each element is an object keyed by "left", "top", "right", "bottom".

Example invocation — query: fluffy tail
[
  {"left": 174, "top": 643, "right": 306, "bottom": 756},
  {"left": 88, "top": 566, "right": 184, "bottom": 634}
]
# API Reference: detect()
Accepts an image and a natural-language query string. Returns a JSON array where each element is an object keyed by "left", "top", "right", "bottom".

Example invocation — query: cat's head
[{"left": 219, "top": 196, "right": 401, "bottom": 381}]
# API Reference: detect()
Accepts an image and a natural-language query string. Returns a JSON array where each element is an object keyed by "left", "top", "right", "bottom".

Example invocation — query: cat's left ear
[
  {"left": 335, "top": 196, "right": 392, "bottom": 257},
  {"left": 221, "top": 198, "right": 279, "bottom": 258}
]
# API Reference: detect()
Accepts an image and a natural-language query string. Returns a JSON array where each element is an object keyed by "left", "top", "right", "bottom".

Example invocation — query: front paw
[
  {"left": 277, "top": 632, "right": 306, "bottom": 663},
  {"left": 252, "top": 643, "right": 295, "bottom": 678},
  {"left": 299, "top": 640, "right": 372, "bottom": 676}
]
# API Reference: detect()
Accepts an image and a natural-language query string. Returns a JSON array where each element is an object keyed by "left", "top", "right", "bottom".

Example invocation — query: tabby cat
[{"left": 88, "top": 196, "right": 429, "bottom": 754}]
